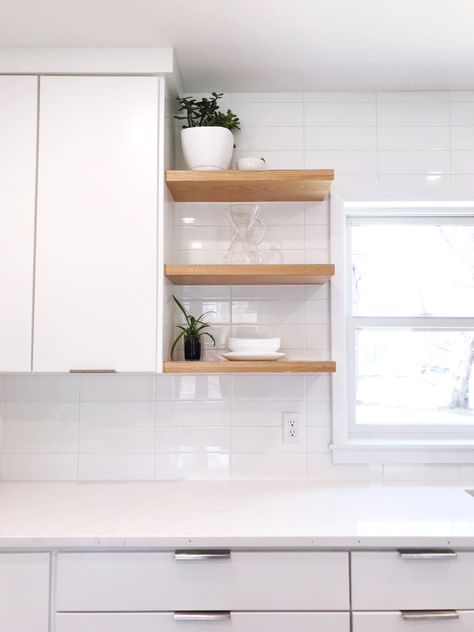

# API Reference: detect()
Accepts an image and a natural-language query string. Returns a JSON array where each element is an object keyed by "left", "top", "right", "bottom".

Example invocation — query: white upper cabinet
[
  {"left": 0, "top": 76, "right": 37, "bottom": 372},
  {"left": 34, "top": 76, "right": 159, "bottom": 372}
]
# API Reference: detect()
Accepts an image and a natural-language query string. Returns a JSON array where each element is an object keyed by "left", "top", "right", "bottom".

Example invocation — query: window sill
[{"left": 331, "top": 439, "right": 474, "bottom": 464}]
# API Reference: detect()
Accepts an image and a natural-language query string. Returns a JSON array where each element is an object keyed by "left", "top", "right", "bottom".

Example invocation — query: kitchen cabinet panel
[
  {"left": 34, "top": 76, "right": 159, "bottom": 372},
  {"left": 57, "top": 612, "right": 349, "bottom": 632},
  {"left": 56, "top": 551, "right": 349, "bottom": 611},
  {"left": 0, "top": 553, "right": 49, "bottom": 632},
  {"left": 0, "top": 76, "right": 37, "bottom": 371},
  {"left": 352, "top": 551, "right": 474, "bottom": 610},
  {"left": 354, "top": 611, "right": 474, "bottom": 632}
]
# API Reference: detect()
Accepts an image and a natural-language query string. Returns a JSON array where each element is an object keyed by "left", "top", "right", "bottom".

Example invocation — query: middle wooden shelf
[{"left": 165, "top": 263, "right": 335, "bottom": 285}]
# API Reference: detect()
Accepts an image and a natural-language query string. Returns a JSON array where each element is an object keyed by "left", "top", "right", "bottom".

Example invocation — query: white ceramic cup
[{"left": 237, "top": 156, "right": 267, "bottom": 170}]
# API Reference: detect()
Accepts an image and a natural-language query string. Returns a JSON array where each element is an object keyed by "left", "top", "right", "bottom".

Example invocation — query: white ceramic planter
[{"left": 181, "top": 126, "right": 234, "bottom": 170}]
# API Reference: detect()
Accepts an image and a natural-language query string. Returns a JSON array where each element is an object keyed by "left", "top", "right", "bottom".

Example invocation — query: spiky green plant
[{"left": 170, "top": 295, "right": 216, "bottom": 359}]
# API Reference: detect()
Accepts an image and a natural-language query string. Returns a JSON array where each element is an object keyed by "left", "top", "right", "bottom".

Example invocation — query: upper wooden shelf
[
  {"left": 165, "top": 264, "right": 335, "bottom": 285},
  {"left": 163, "top": 360, "right": 336, "bottom": 374},
  {"left": 165, "top": 169, "right": 334, "bottom": 202}
]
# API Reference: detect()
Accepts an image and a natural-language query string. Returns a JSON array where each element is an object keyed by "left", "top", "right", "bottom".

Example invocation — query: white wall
[{"left": 1, "top": 90, "right": 474, "bottom": 482}]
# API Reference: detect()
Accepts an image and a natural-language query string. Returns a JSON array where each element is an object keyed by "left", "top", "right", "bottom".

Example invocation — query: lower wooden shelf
[{"left": 163, "top": 360, "right": 336, "bottom": 373}]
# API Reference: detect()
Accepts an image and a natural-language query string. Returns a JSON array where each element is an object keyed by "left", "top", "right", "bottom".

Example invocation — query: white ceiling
[{"left": 1, "top": 0, "right": 473, "bottom": 92}]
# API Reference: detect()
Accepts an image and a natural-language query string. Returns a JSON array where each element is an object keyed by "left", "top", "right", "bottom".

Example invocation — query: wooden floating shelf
[
  {"left": 166, "top": 169, "right": 334, "bottom": 202},
  {"left": 165, "top": 264, "right": 335, "bottom": 285},
  {"left": 163, "top": 360, "right": 336, "bottom": 374}
]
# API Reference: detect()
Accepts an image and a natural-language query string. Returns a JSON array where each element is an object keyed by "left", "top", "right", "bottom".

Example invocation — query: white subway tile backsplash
[
  {"left": 236, "top": 102, "right": 304, "bottom": 126},
  {"left": 451, "top": 127, "right": 474, "bottom": 150},
  {"left": 156, "top": 427, "right": 231, "bottom": 453},
  {"left": 79, "top": 427, "right": 154, "bottom": 453},
  {"left": 378, "top": 150, "right": 450, "bottom": 174},
  {"left": 3, "top": 402, "right": 79, "bottom": 423},
  {"left": 377, "top": 101, "right": 450, "bottom": 126},
  {"left": 231, "top": 299, "right": 305, "bottom": 325},
  {"left": 452, "top": 151, "right": 474, "bottom": 173},
  {"left": 306, "top": 375, "right": 331, "bottom": 400},
  {"left": 155, "top": 375, "right": 232, "bottom": 401},
  {"left": 232, "top": 92, "right": 303, "bottom": 103},
  {"left": 304, "top": 126, "right": 377, "bottom": 151},
  {"left": 155, "top": 401, "right": 231, "bottom": 426},
  {"left": 233, "top": 375, "right": 305, "bottom": 400},
  {"left": 0, "top": 454, "right": 77, "bottom": 480},
  {"left": 306, "top": 400, "right": 332, "bottom": 426},
  {"left": 231, "top": 453, "right": 307, "bottom": 478},
  {"left": 231, "top": 426, "right": 307, "bottom": 453},
  {"left": 305, "top": 150, "right": 377, "bottom": 174},
  {"left": 304, "top": 92, "right": 376, "bottom": 103},
  {"left": 235, "top": 126, "right": 304, "bottom": 151},
  {"left": 308, "top": 453, "right": 383, "bottom": 481},
  {"left": 175, "top": 203, "right": 229, "bottom": 226},
  {"left": 451, "top": 91, "right": 474, "bottom": 102},
  {"left": 1, "top": 421, "right": 78, "bottom": 454},
  {"left": 451, "top": 102, "right": 474, "bottom": 125},
  {"left": 231, "top": 400, "right": 306, "bottom": 427},
  {"left": 378, "top": 126, "right": 450, "bottom": 150},
  {"left": 155, "top": 453, "right": 230, "bottom": 479},
  {"left": 304, "top": 102, "right": 376, "bottom": 126},
  {"left": 80, "top": 375, "right": 155, "bottom": 402},
  {"left": 3, "top": 375, "right": 79, "bottom": 402},
  {"left": 78, "top": 453, "right": 154, "bottom": 480},
  {"left": 79, "top": 401, "right": 155, "bottom": 427},
  {"left": 307, "top": 426, "right": 331, "bottom": 452},
  {"left": 377, "top": 91, "right": 449, "bottom": 102},
  {"left": 233, "top": 150, "right": 305, "bottom": 169}
]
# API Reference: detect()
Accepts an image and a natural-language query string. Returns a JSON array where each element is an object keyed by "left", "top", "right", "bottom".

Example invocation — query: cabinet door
[
  {"left": 56, "top": 612, "right": 350, "bottom": 632},
  {"left": 0, "top": 76, "right": 37, "bottom": 371},
  {"left": 0, "top": 553, "right": 50, "bottom": 632},
  {"left": 34, "top": 76, "right": 159, "bottom": 372}
]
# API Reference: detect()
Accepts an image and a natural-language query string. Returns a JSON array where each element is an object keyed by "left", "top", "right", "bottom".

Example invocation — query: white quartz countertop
[{"left": 1, "top": 481, "right": 474, "bottom": 549}]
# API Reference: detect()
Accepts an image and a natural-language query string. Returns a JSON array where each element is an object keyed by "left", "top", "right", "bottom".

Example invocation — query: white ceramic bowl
[{"left": 227, "top": 337, "right": 281, "bottom": 352}]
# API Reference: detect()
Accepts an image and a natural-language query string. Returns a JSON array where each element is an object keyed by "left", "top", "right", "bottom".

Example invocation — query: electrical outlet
[{"left": 282, "top": 412, "right": 300, "bottom": 444}]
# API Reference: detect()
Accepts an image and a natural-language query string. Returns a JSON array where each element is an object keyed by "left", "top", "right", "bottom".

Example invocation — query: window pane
[
  {"left": 352, "top": 224, "right": 474, "bottom": 316},
  {"left": 356, "top": 328, "right": 474, "bottom": 425}
]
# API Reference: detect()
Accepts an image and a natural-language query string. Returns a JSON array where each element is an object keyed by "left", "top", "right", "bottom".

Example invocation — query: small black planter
[{"left": 184, "top": 336, "right": 201, "bottom": 361}]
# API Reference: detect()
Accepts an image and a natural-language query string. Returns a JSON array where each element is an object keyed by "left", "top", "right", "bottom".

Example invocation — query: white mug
[{"left": 237, "top": 156, "right": 267, "bottom": 170}]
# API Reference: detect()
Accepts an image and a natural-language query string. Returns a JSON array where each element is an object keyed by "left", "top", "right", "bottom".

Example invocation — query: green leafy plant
[
  {"left": 174, "top": 92, "right": 240, "bottom": 131},
  {"left": 170, "top": 295, "right": 216, "bottom": 359}
]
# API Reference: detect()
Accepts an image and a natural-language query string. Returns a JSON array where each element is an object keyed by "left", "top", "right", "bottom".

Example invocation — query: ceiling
[{"left": 1, "top": 0, "right": 473, "bottom": 92}]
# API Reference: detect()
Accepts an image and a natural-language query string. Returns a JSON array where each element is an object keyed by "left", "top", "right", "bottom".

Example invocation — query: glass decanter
[{"left": 225, "top": 204, "right": 267, "bottom": 264}]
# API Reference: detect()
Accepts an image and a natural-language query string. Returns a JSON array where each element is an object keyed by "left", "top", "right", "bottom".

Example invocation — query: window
[{"left": 332, "top": 207, "right": 474, "bottom": 463}]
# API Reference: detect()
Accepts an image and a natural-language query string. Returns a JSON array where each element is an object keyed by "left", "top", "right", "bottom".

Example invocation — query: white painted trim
[
  {"left": 330, "top": 192, "right": 349, "bottom": 447},
  {"left": 0, "top": 47, "right": 176, "bottom": 75},
  {"left": 331, "top": 199, "right": 474, "bottom": 464},
  {"left": 332, "top": 441, "right": 474, "bottom": 464}
]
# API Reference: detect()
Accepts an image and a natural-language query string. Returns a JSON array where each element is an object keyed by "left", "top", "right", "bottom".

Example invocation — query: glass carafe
[{"left": 225, "top": 204, "right": 267, "bottom": 264}]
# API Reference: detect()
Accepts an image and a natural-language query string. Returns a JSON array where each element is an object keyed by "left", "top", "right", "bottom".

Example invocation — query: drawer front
[
  {"left": 56, "top": 551, "right": 349, "bottom": 611},
  {"left": 354, "top": 611, "right": 474, "bottom": 632},
  {"left": 352, "top": 551, "right": 474, "bottom": 610},
  {"left": 56, "top": 612, "right": 350, "bottom": 632}
]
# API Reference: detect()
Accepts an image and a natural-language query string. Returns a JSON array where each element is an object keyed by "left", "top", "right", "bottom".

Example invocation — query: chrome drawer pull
[
  {"left": 174, "top": 612, "right": 231, "bottom": 622},
  {"left": 402, "top": 611, "right": 459, "bottom": 621},
  {"left": 398, "top": 549, "right": 457, "bottom": 560},
  {"left": 174, "top": 550, "right": 231, "bottom": 561},
  {"left": 69, "top": 369, "right": 117, "bottom": 374}
]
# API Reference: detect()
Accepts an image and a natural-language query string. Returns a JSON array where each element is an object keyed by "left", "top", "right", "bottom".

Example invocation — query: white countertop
[{"left": 1, "top": 481, "right": 474, "bottom": 549}]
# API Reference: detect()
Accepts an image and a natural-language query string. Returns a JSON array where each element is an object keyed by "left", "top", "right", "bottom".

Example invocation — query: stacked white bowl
[
  {"left": 223, "top": 337, "right": 284, "bottom": 360},
  {"left": 227, "top": 337, "right": 281, "bottom": 353}
]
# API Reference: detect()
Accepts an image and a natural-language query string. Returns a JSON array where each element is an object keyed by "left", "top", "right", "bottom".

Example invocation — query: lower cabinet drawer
[
  {"left": 56, "top": 612, "right": 350, "bottom": 632},
  {"left": 56, "top": 551, "right": 349, "bottom": 611},
  {"left": 352, "top": 551, "right": 474, "bottom": 610},
  {"left": 353, "top": 611, "right": 474, "bottom": 632}
]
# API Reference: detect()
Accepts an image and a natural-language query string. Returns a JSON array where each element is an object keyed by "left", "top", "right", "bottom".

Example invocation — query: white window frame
[{"left": 330, "top": 194, "right": 474, "bottom": 464}]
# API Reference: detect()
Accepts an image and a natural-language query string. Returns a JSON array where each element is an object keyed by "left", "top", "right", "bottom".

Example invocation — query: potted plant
[
  {"left": 175, "top": 92, "right": 240, "bottom": 170},
  {"left": 170, "top": 295, "right": 216, "bottom": 361}
]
